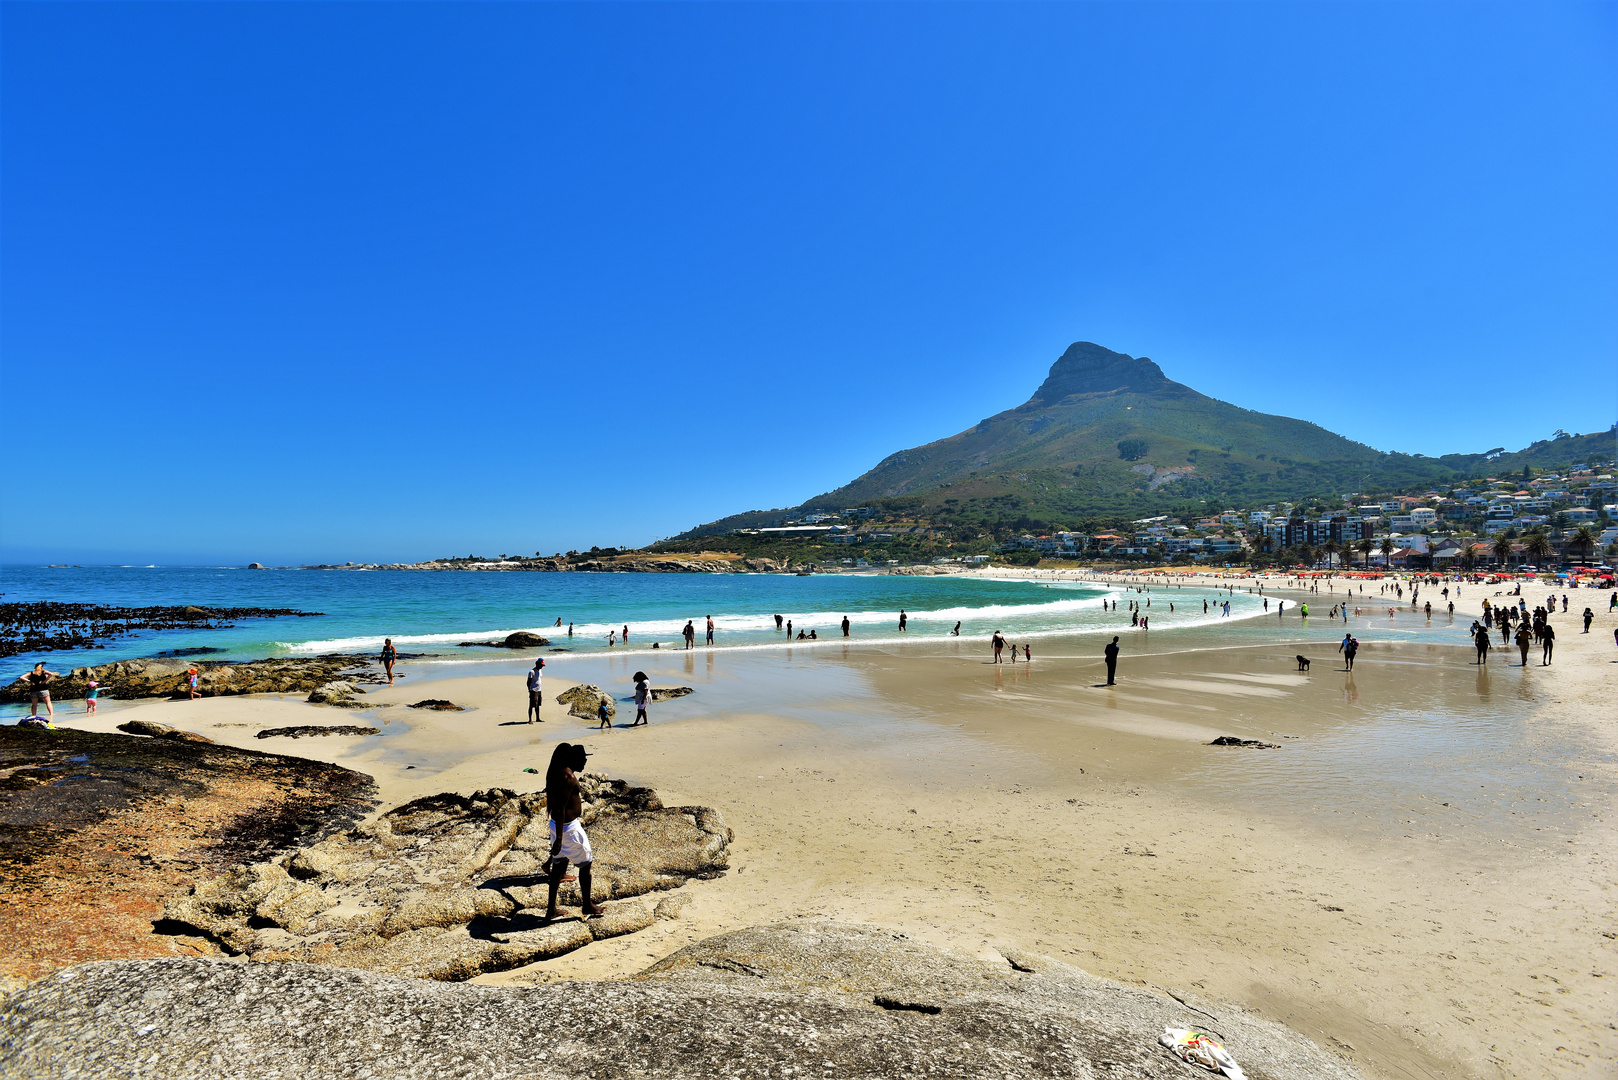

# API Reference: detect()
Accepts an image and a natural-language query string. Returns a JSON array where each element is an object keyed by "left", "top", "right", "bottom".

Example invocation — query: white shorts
[{"left": 548, "top": 818, "right": 593, "bottom": 865}]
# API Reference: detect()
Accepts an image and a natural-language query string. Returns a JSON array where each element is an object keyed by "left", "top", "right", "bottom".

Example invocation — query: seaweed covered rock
[
  {"left": 0, "top": 725, "right": 374, "bottom": 986},
  {"left": 161, "top": 776, "right": 729, "bottom": 980}
]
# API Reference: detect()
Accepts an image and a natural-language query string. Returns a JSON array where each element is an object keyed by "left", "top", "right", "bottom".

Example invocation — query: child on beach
[
  {"left": 186, "top": 666, "right": 200, "bottom": 700},
  {"left": 632, "top": 673, "right": 649, "bottom": 727},
  {"left": 85, "top": 681, "right": 99, "bottom": 714}
]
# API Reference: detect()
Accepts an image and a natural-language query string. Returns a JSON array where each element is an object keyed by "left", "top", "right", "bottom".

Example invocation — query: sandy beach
[{"left": 48, "top": 575, "right": 1616, "bottom": 1080}]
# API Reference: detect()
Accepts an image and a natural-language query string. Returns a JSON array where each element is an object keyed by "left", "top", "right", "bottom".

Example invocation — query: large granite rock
[
  {"left": 0, "top": 725, "right": 374, "bottom": 988},
  {"left": 0, "top": 654, "right": 374, "bottom": 704},
  {"left": 161, "top": 777, "right": 730, "bottom": 981},
  {"left": 556, "top": 683, "right": 615, "bottom": 720},
  {"left": 0, "top": 923, "right": 1364, "bottom": 1080}
]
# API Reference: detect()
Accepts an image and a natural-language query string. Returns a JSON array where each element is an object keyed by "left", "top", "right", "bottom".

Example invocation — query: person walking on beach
[
  {"left": 1541, "top": 621, "right": 1556, "bottom": 666},
  {"left": 706, "top": 616, "right": 715, "bottom": 645},
  {"left": 1583, "top": 608, "right": 1594, "bottom": 633},
  {"left": 991, "top": 631, "right": 1005, "bottom": 663},
  {"left": 1473, "top": 624, "right": 1491, "bottom": 665},
  {"left": 951, "top": 621, "right": 961, "bottom": 636},
  {"left": 526, "top": 659, "right": 545, "bottom": 723},
  {"left": 631, "top": 672, "right": 649, "bottom": 727},
  {"left": 841, "top": 616, "right": 850, "bottom": 638},
  {"left": 1023, "top": 644, "right": 1031, "bottom": 663},
  {"left": 186, "top": 665, "right": 200, "bottom": 700},
  {"left": 1515, "top": 625, "right": 1532, "bottom": 666},
  {"left": 25, "top": 663, "right": 59, "bottom": 717},
  {"left": 543, "top": 743, "right": 604, "bottom": 923},
  {"left": 85, "top": 680, "right": 99, "bottom": 715},
  {"left": 683, "top": 621, "right": 696, "bottom": 649},
  {"left": 1104, "top": 636, "right": 1120, "bottom": 685},
  {"left": 380, "top": 638, "right": 398, "bottom": 686},
  {"left": 623, "top": 624, "right": 630, "bottom": 643},
  {"left": 899, "top": 609, "right": 908, "bottom": 632}
]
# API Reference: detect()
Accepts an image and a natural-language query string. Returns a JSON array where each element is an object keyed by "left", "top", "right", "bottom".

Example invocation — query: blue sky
[{"left": 3, "top": 2, "right": 1614, "bottom": 564}]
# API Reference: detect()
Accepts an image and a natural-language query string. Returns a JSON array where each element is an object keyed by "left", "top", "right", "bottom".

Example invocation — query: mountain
[{"left": 672, "top": 342, "right": 1616, "bottom": 538}]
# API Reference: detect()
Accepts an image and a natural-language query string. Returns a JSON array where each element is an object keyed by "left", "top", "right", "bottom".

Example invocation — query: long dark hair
[{"left": 546, "top": 742, "right": 574, "bottom": 791}]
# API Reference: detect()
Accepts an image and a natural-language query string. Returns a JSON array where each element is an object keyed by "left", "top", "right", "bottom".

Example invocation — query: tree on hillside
[
  {"left": 1522, "top": 531, "right": 1555, "bottom": 567},
  {"left": 1491, "top": 533, "right": 1514, "bottom": 569},
  {"left": 1117, "top": 438, "right": 1150, "bottom": 462},
  {"left": 1355, "top": 537, "right": 1374, "bottom": 569},
  {"left": 1567, "top": 525, "right": 1597, "bottom": 565},
  {"left": 1379, "top": 536, "right": 1395, "bottom": 570}
]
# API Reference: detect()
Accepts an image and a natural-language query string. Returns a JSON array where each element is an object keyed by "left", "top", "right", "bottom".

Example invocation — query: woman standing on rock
[
  {"left": 379, "top": 638, "right": 398, "bottom": 686},
  {"left": 25, "top": 663, "right": 59, "bottom": 718}
]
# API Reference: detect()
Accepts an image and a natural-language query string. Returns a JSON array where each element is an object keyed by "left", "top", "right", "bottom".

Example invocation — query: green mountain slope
[{"left": 671, "top": 342, "right": 1615, "bottom": 539}]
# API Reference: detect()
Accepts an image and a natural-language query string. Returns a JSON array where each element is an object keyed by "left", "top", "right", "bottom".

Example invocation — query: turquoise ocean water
[{"left": 3, "top": 564, "right": 1477, "bottom": 676}]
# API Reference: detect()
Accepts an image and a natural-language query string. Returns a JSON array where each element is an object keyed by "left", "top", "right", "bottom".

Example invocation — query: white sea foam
[{"left": 276, "top": 589, "right": 1272, "bottom": 655}]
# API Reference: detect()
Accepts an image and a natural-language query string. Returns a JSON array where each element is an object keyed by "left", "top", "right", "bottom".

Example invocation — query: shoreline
[{"left": 21, "top": 592, "right": 1615, "bottom": 1080}]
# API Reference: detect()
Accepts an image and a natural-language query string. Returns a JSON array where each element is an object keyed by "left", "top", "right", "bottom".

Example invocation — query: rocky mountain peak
[{"left": 1029, "top": 341, "right": 1178, "bottom": 402}]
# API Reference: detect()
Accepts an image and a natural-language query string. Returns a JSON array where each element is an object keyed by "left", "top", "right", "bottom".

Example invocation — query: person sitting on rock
[{"left": 544, "top": 743, "right": 604, "bottom": 922}]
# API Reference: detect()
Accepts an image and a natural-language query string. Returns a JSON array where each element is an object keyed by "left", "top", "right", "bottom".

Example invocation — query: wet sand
[{"left": 51, "top": 585, "right": 1617, "bottom": 1080}]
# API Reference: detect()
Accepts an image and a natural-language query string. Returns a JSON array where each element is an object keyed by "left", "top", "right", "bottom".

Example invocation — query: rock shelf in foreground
[
  {"left": 162, "top": 778, "right": 732, "bottom": 981},
  {"left": 0, "top": 726, "right": 375, "bottom": 988},
  {"left": 1, "top": 923, "right": 1363, "bottom": 1080}
]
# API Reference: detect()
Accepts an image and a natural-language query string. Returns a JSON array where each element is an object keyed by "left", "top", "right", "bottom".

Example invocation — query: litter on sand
[{"left": 1159, "top": 1027, "right": 1246, "bottom": 1079}]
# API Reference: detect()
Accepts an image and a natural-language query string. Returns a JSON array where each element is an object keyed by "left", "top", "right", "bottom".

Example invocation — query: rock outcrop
[
  {"left": 307, "top": 680, "right": 366, "bottom": 706},
  {"left": 114, "top": 719, "right": 215, "bottom": 744},
  {"left": 160, "top": 778, "right": 731, "bottom": 981},
  {"left": 255, "top": 725, "right": 381, "bottom": 739},
  {"left": 408, "top": 699, "right": 464, "bottom": 711},
  {"left": 649, "top": 686, "right": 693, "bottom": 702},
  {"left": 457, "top": 632, "right": 551, "bottom": 649},
  {"left": 0, "top": 923, "right": 1364, "bottom": 1080},
  {"left": 0, "top": 601, "right": 317, "bottom": 658},
  {"left": 1, "top": 655, "right": 374, "bottom": 704},
  {"left": 556, "top": 683, "right": 615, "bottom": 720},
  {"left": 0, "top": 725, "right": 374, "bottom": 987}
]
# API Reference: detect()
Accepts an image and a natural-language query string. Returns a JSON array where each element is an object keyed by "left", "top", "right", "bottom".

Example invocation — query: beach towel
[{"left": 1158, "top": 1027, "right": 1246, "bottom": 1079}]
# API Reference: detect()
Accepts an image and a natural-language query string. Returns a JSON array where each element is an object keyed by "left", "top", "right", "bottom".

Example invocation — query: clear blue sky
[{"left": 3, "top": 2, "right": 1614, "bottom": 564}]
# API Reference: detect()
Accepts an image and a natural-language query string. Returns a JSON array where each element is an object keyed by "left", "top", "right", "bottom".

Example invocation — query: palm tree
[
  {"left": 1460, "top": 545, "right": 1477, "bottom": 574},
  {"left": 1567, "top": 525, "right": 1597, "bottom": 565},
  {"left": 1491, "top": 533, "right": 1514, "bottom": 569},
  {"left": 1379, "top": 536, "right": 1395, "bottom": 570},
  {"left": 1321, "top": 540, "right": 1340, "bottom": 570},
  {"left": 1522, "top": 531, "right": 1555, "bottom": 568},
  {"left": 1355, "top": 537, "right": 1374, "bottom": 570}
]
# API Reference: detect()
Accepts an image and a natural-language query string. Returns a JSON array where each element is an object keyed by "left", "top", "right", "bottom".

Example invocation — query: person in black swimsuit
[
  {"left": 26, "top": 663, "right": 60, "bottom": 717},
  {"left": 380, "top": 638, "right": 398, "bottom": 686}
]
